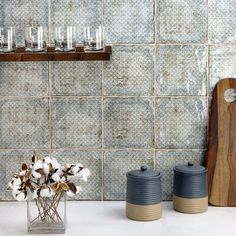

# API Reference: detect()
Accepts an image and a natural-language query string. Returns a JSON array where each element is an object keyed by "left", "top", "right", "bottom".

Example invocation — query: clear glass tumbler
[
  {"left": 54, "top": 26, "right": 76, "bottom": 52},
  {"left": 83, "top": 25, "right": 104, "bottom": 51},
  {"left": 0, "top": 27, "right": 16, "bottom": 53},
  {"left": 25, "top": 26, "right": 47, "bottom": 52}
]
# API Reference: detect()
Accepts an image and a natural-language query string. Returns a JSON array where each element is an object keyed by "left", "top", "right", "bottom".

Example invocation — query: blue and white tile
[
  {"left": 0, "top": 62, "right": 48, "bottom": 97},
  {"left": 51, "top": 98, "right": 102, "bottom": 148},
  {"left": 156, "top": 97, "right": 207, "bottom": 149},
  {"left": 157, "top": 0, "right": 206, "bottom": 43},
  {"left": 156, "top": 150, "right": 206, "bottom": 200},
  {"left": 52, "top": 150, "right": 102, "bottom": 200},
  {"left": 51, "top": 61, "right": 102, "bottom": 96},
  {"left": 103, "top": 98, "right": 154, "bottom": 148},
  {"left": 104, "top": 46, "right": 154, "bottom": 96},
  {"left": 2, "top": 0, "right": 49, "bottom": 44},
  {"left": 51, "top": 0, "right": 101, "bottom": 43},
  {"left": 104, "top": 150, "right": 154, "bottom": 200},
  {"left": 156, "top": 45, "right": 207, "bottom": 96},
  {"left": 104, "top": 0, "right": 154, "bottom": 43},
  {"left": 0, "top": 98, "right": 49, "bottom": 149},
  {"left": 209, "top": 46, "right": 236, "bottom": 95},
  {"left": 208, "top": 0, "right": 236, "bottom": 43}
]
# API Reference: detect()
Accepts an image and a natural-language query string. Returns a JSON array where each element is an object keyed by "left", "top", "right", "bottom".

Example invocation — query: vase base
[{"left": 28, "top": 224, "right": 65, "bottom": 234}]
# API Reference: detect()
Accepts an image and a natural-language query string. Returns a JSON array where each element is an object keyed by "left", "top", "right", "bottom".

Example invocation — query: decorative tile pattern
[
  {"left": 104, "top": 46, "right": 154, "bottom": 96},
  {"left": 0, "top": 62, "right": 48, "bottom": 97},
  {"left": 208, "top": 0, "right": 236, "bottom": 43},
  {"left": 0, "top": 99, "right": 49, "bottom": 148},
  {"left": 157, "top": 0, "right": 206, "bottom": 43},
  {"left": 51, "top": 0, "right": 101, "bottom": 43},
  {"left": 156, "top": 45, "right": 207, "bottom": 96},
  {"left": 156, "top": 150, "right": 206, "bottom": 200},
  {"left": 51, "top": 61, "right": 101, "bottom": 96},
  {"left": 52, "top": 150, "right": 102, "bottom": 200},
  {"left": 104, "top": 98, "right": 154, "bottom": 148},
  {"left": 156, "top": 97, "right": 207, "bottom": 149},
  {"left": 51, "top": 98, "right": 102, "bottom": 148},
  {"left": 104, "top": 0, "right": 154, "bottom": 43},
  {"left": 209, "top": 46, "right": 236, "bottom": 95},
  {"left": 104, "top": 150, "right": 154, "bottom": 200},
  {"left": 0, "top": 150, "right": 49, "bottom": 200},
  {"left": 2, "top": 0, "right": 49, "bottom": 44}
]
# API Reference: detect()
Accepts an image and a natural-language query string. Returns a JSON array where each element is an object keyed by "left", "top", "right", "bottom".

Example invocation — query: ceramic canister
[
  {"left": 173, "top": 162, "right": 208, "bottom": 214},
  {"left": 126, "top": 166, "right": 162, "bottom": 221}
]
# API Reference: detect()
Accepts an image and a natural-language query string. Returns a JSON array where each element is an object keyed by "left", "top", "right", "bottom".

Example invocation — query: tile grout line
[
  {"left": 153, "top": 0, "right": 157, "bottom": 170},
  {"left": 48, "top": 62, "right": 53, "bottom": 151},
  {"left": 101, "top": 0, "right": 104, "bottom": 201},
  {"left": 48, "top": 0, "right": 51, "bottom": 44}
]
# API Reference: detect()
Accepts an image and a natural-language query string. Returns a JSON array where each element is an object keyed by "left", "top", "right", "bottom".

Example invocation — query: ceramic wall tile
[
  {"left": 52, "top": 150, "right": 102, "bottom": 200},
  {"left": 208, "top": 0, "right": 236, "bottom": 43},
  {"left": 0, "top": 150, "right": 49, "bottom": 200},
  {"left": 1, "top": 0, "right": 49, "bottom": 44},
  {"left": 0, "top": 99, "right": 49, "bottom": 149},
  {"left": 0, "top": 62, "right": 48, "bottom": 97},
  {"left": 157, "top": 0, "right": 206, "bottom": 43},
  {"left": 209, "top": 46, "right": 236, "bottom": 95},
  {"left": 156, "top": 97, "right": 207, "bottom": 149},
  {"left": 51, "top": 98, "right": 102, "bottom": 148},
  {"left": 51, "top": 62, "right": 101, "bottom": 96},
  {"left": 51, "top": 0, "right": 101, "bottom": 43},
  {"left": 103, "top": 98, "right": 154, "bottom": 148},
  {"left": 104, "top": 150, "right": 154, "bottom": 200},
  {"left": 104, "top": 0, "right": 154, "bottom": 43},
  {"left": 156, "top": 45, "right": 207, "bottom": 96},
  {"left": 156, "top": 150, "right": 206, "bottom": 200},
  {"left": 103, "top": 46, "right": 154, "bottom": 96}
]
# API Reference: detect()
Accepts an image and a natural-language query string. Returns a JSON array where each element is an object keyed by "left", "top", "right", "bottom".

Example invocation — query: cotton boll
[
  {"left": 32, "top": 170, "right": 41, "bottom": 179},
  {"left": 66, "top": 190, "right": 75, "bottom": 197},
  {"left": 43, "top": 162, "right": 50, "bottom": 174},
  {"left": 19, "top": 170, "right": 27, "bottom": 176},
  {"left": 51, "top": 157, "right": 61, "bottom": 170},
  {"left": 33, "top": 160, "right": 43, "bottom": 170},
  {"left": 78, "top": 168, "right": 90, "bottom": 182},
  {"left": 13, "top": 191, "right": 28, "bottom": 201},
  {"left": 40, "top": 187, "right": 52, "bottom": 197},
  {"left": 8, "top": 177, "right": 22, "bottom": 189},
  {"left": 76, "top": 186, "right": 82, "bottom": 194},
  {"left": 44, "top": 156, "right": 52, "bottom": 164},
  {"left": 51, "top": 173, "right": 61, "bottom": 182}
]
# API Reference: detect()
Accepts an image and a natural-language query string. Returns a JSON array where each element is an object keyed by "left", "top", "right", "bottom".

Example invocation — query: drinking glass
[
  {"left": 83, "top": 25, "right": 104, "bottom": 51},
  {"left": 25, "top": 26, "right": 47, "bottom": 52},
  {"left": 0, "top": 27, "right": 16, "bottom": 53},
  {"left": 54, "top": 26, "right": 76, "bottom": 52}
]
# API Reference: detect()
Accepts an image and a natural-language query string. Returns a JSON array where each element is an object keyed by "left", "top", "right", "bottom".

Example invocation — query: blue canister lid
[
  {"left": 173, "top": 162, "right": 206, "bottom": 175},
  {"left": 126, "top": 166, "right": 161, "bottom": 180}
]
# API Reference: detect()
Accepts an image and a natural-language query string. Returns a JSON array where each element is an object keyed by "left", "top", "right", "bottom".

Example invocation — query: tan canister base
[
  {"left": 126, "top": 202, "right": 162, "bottom": 221},
  {"left": 173, "top": 195, "right": 208, "bottom": 214}
]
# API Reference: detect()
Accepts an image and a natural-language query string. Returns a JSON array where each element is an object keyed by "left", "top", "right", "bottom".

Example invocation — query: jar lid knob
[
  {"left": 188, "top": 162, "right": 194, "bottom": 167},
  {"left": 141, "top": 166, "right": 147, "bottom": 171}
]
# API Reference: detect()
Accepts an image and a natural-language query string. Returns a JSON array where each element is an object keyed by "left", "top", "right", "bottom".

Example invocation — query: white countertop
[{"left": 0, "top": 201, "right": 235, "bottom": 236}]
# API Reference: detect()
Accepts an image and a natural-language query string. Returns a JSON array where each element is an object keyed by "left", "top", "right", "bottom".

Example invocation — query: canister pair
[{"left": 126, "top": 162, "right": 208, "bottom": 221}]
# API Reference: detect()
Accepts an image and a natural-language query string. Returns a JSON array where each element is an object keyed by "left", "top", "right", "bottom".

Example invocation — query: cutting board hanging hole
[{"left": 224, "top": 88, "right": 236, "bottom": 103}]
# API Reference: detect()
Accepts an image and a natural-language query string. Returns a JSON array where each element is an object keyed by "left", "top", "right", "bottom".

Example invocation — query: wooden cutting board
[{"left": 207, "top": 78, "right": 236, "bottom": 206}]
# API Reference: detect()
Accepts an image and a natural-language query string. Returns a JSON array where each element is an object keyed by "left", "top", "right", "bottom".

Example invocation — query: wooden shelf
[{"left": 0, "top": 46, "right": 112, "bottom": 61}]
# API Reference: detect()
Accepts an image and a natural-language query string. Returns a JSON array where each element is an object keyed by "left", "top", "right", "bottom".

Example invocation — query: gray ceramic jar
[
  {"left": 173, "top": 162, "right": 208, "bottom": 214},
  {"left": 126, "top": 166, "right": 162, "bottom": 221}
]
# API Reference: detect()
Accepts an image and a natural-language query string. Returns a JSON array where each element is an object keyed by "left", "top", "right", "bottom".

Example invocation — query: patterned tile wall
[{"left": 0, "top": 0, "right": 234, "bottom": 201}]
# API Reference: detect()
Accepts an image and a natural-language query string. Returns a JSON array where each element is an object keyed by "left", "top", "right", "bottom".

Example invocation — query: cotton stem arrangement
[{"left": 8, "top": 155, "right": 90, "bottom": 225}]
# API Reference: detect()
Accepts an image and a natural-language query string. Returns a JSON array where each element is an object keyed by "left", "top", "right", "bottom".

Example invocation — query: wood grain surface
[{"left": 207, "top": 78, "right": 236, "bottom": 206}]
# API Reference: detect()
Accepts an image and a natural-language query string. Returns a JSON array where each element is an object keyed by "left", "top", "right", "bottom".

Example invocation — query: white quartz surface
[{"left": 0, "top": 201, "right": 235, "bottom": 236}]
